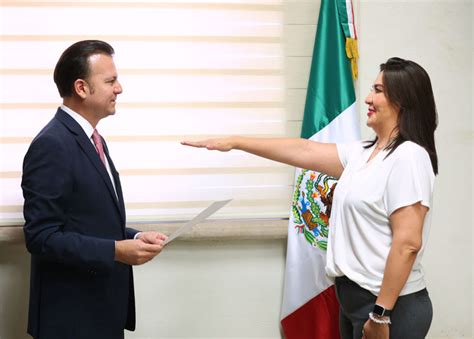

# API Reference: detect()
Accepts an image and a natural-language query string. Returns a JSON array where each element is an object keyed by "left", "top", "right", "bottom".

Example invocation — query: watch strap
[{"left": 373, "top": 304, "right": 392, "bottom": 317}]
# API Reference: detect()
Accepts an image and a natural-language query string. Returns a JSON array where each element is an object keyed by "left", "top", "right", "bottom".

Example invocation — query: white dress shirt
[{"left": 60, "top": 105, "right": 118, "bottom": 198}]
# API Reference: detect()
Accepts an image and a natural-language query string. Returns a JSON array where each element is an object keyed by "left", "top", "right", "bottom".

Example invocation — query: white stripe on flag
[
  {"left": 280, "top": 103, "right": 358, "bottom": 320},
  {"left": 280, "top": 210, "right": 333, "bottom": 319},
  {"left": 345, "top": 0, "right": 356, "bottom": 38},
  {"left": 310, "top": 103, "right": 359, "bottom": 143}
]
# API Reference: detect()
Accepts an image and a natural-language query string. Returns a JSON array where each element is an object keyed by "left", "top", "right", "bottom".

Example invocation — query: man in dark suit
[{"left": 21, "top": 40, "right": 167, "bottom": 339}]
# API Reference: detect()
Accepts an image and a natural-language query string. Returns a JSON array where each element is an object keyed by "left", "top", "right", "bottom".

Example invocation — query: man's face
[{"left": 84, "top": 53, "right": 123, "bottom": 121}]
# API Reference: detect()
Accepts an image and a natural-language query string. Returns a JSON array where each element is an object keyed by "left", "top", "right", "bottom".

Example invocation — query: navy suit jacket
[{"left": 22, "top": 108, "right": 138, "bottom": 339}]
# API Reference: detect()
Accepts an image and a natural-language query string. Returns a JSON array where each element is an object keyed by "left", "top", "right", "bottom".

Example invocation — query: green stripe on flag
[
  {"left": 301, "top": 0, "right": 356, "bottom": 139},
  {"left": 336, "top": 0, "right": 354, "bottom": 38}
]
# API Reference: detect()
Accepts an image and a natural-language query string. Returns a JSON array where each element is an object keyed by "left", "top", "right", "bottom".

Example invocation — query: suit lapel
[
  {"left": 102, "top": 140, "right": 126, "bottom": 223},
  {"left": 55, "top": 109, "right": 124, "bottom": 223}
]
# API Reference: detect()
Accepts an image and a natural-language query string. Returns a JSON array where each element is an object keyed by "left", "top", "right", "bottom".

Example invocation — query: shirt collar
[{"left": 60, "top": 104, "right": 96, "bottom": 139}]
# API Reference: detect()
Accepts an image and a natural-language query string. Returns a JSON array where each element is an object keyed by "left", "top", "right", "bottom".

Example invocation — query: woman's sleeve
[
  {"left": 384, "top": 145, "right": 435, "bottom": 216},
  {"left": 336, "top": 141, "right": 362, "bottom": 168}
]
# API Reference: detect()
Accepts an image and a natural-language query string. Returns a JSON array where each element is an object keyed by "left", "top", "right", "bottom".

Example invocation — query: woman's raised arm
[{"left": 181, "top": 136, "right": 344, "bottom": 178}]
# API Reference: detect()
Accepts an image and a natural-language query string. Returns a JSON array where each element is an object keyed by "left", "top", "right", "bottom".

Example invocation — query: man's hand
[
  {"left": 114, "top": 232, "right": 167, "bottom": 265},
  {"left": 136, "top": 231, "right": 168, "bottom": 245}
]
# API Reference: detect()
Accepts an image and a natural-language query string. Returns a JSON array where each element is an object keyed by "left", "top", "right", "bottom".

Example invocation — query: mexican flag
[{"left": 280, "top": 0, "right": 359, "bottom": 338}]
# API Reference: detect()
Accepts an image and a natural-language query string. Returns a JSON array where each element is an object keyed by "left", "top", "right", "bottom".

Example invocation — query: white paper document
[{"left": 163, "top": 199, "right": 232, "bottom": 245}]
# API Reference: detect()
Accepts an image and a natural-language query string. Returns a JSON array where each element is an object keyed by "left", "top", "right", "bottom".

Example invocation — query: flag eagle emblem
[{"left": 291, "top": 170, "right": 337, "bottom": 251}]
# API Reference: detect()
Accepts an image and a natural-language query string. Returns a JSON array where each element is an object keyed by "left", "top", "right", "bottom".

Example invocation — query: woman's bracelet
[{"left": 369, "top": 312, "right": 391, "bottom": 325}]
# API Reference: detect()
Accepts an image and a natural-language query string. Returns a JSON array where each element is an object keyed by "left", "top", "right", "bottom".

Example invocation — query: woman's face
[{"left": 364, "top": 71, "right": 399, "bottom": 133}]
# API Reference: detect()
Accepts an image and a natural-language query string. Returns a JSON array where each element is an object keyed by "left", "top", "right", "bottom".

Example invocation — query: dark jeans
[{"left": 335, "top": 276, "right": 433, "bottom": 339}]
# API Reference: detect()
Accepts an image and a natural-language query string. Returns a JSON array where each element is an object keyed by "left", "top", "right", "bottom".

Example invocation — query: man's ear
[{"left": 74, "top": 79, "right": 88, "bottom": 99}]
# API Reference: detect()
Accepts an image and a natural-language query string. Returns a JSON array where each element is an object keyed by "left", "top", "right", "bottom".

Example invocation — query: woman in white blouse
[{"left": 182, "top": 57, "right": 438, "bottom": 339}]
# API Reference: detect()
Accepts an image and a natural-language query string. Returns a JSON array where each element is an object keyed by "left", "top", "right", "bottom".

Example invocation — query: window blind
[{"left": 0, "top": 0, "right": 292, "bottom": 224}]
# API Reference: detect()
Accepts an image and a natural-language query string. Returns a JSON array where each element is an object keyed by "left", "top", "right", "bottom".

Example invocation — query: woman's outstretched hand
[{"left": 181, "top": 137, "right": 236, "bottom": 152}]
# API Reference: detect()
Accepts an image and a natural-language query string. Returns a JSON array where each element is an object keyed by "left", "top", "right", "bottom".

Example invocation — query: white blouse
[{"left": 326, "top": 141, "right": 435, "bottom": 296}]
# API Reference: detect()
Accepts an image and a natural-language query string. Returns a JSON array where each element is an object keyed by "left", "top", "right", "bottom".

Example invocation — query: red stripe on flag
[
  {"left": 350, "top": 1, "right": 358, "bottom": 39},
  {"left": 281, "top": 285, "right": 340, "bottom": 339}
]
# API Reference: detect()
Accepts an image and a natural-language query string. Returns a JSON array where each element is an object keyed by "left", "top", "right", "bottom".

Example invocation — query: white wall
[
  {"left": 0, "top": 0, "right": 472, "bottom": 338},
  {"left": 0, "top": 241, "right": 287, "bottom": 339},
  {"left": 0, "top": 245, "right": 30, "bottom": 339},
  {"left": 129, "top": 240, "right": 286, "bottom": 338},
  {"left": 356, "top": 1, "right": 473, "bottom": 337}
]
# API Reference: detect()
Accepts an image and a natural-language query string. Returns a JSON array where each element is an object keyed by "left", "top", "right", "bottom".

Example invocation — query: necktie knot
[{"left": 92, "top": 129, "right": 106, "bottom": 167}]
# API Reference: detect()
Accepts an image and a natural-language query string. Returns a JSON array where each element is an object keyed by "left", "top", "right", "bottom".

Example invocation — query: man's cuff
[{"left": 133, "top": 232, "right": 142, "bottom": 240}]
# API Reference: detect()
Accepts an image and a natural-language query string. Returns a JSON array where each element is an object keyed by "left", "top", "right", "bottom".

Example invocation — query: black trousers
[{"left": 335, "top": 276, "right": 433, "bottom": 339}]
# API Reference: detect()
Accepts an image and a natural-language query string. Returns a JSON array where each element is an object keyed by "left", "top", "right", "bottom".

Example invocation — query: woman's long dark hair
[{"left": 365, "top": 57, "right": 438, "bottom": 174}]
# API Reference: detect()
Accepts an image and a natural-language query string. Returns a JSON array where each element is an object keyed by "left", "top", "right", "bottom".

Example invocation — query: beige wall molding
[{"left": 0, "top": 218, "right": 289, "bottom": 245}]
